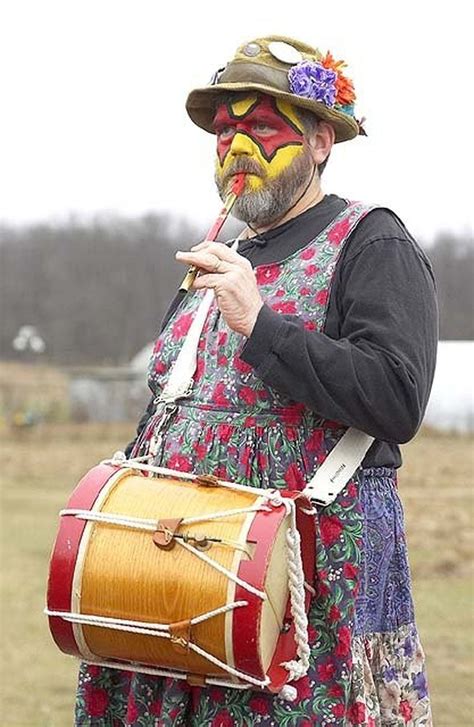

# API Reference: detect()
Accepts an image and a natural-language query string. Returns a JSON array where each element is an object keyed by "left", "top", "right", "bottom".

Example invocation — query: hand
[{"left": 175, "top": 241, "right": 263, "bottom": 337}]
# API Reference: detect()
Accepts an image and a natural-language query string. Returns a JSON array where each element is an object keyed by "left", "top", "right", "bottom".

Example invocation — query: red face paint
[{"left": 213, "top": 96, "right": 304, "bottom": 166}]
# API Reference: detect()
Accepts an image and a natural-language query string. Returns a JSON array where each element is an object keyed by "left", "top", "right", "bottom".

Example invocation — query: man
[{"left": 76, "top": 36, "right": 436, "bottom": 726}]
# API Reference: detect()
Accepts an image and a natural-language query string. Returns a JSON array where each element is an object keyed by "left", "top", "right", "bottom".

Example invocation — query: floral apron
[{"left": 75, "top": 202, "right": 432, "bottom": 726}]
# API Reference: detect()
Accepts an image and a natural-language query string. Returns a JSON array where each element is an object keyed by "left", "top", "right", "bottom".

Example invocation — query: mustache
[{"left": 223, "top": 160, "right": 265, "bottom": 185}]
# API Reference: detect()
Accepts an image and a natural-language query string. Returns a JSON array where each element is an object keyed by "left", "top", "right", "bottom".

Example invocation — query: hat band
[{"left": 218, "top": 62, "right": 291, "bottom": 93}]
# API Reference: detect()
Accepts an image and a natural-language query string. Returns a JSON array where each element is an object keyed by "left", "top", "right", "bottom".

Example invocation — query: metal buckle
[{"left": 305, "top": 491, "right": 334, "bottom": 508}]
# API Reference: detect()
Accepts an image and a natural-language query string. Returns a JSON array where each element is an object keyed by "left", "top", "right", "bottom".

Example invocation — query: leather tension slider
[
  {"left": 195, "top": 473, "right": 220, "bottom": 488},
  {"left": 169, "top": 618, "right": 193, "bottom": 653},
  {"left": 153, "top": 518, "right": 183, "bottom": 549}
]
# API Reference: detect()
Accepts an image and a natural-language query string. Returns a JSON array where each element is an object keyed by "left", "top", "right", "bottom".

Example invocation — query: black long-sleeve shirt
[{"left": 125, "top": 194, "right": 438, "bottom": 468}]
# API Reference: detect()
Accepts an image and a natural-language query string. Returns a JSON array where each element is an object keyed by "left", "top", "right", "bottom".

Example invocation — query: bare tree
[
  {"left": 427, "top": 231, "right": 474, "bottom": 340},
  {"left": 1, "top": 220, "right": 472, "bottom": 366}
]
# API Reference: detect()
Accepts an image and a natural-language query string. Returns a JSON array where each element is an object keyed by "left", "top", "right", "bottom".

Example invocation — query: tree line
[{"left": 0, "top": 215, "right": 472, "bottom": 365}]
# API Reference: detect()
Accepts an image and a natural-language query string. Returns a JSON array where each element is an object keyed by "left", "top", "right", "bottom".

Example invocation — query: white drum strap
[
  {"left": 160, "top": 288, "right": 214, "bottom": 402},
  {"left": 302, "top": 428, "right": 375, "bottom": 507},
  {"left": 159, "top": 235, "right": 243, "bottom": 405}
]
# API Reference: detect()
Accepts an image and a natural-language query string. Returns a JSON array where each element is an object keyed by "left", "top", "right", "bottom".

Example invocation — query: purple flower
[
  {"left": 383, "top": 666, "right": 398, "bottom": 682},
  {"left": 412, "top": 671, "right": 428, "bottom": 699},
  {"left": 288, "top": 61, "right": 337, "bottom": 107},
  {"left": 403, "top": 636, "right": 414, "bottom": 658},
  {"left": 288, "top": 64, "right": 313, "bottom": 97}
]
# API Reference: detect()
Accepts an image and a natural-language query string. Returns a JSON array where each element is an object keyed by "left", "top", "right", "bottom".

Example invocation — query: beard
[{"left": 215, "top": 147, "right": 314, "bottom": 228}]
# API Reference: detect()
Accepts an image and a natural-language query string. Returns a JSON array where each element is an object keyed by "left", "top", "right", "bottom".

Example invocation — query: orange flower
[{"left": 322, "top": 51, "right": 356, "bottom": 107}]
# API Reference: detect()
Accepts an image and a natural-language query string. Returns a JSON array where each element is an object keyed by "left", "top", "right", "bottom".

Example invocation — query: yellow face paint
[
  {"left": 213, "top": 95, "right": 306, "bottom": 191},
  {"left": 230, "top": 95, "right": 259, "bottom": 117}
]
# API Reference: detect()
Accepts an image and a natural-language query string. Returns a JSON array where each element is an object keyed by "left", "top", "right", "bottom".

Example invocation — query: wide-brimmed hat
[{"left": 186, "top": 35, "right": 365, "bottom": 143}]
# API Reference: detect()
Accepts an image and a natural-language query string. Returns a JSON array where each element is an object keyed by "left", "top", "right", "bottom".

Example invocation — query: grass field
[{"left": 1, "top": 415, "right": 473, "bottom": 726}]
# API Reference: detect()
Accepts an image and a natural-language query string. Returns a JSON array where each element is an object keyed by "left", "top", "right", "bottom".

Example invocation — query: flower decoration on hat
[
  {"left": 288, "top": 61, "right": 337, "bottom": 106},
  {"left": 321, "top": 52, "right": 356, "bottom": 109},
  {"left": 288, "top": 51, "right": 357, "bottom": 117}
]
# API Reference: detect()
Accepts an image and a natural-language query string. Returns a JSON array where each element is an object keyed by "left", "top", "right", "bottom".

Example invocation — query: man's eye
[
  {"left": 217, "top": 126, "right": 235, "bottom": 140},
  {"left": 253, "top": 123, "right": 275, "bottom": 134}
]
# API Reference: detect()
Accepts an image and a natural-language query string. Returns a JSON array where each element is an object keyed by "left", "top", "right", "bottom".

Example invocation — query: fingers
[
  {"left": 192, "top": 268, "right": 242, "bottom": 291},
  {"left": 175, "top": 249, "right": 234, "bottom": 274},
  {"left": 190, "top": 240, "right": 212, "bottom": 252},
  {"left": 191, "top": 273, "right": 222, "bottom": 290},
  {"left": 190, "top": 241, "right": 251, "bottom": 269}
]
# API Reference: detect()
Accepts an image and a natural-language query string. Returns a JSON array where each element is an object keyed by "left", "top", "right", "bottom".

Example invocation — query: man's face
[
  {"left": 213, "top": 94, "right": 315, "bottom": 227},
  {"left": 214, "top": 94, "right": 305, "bottom": 190}
]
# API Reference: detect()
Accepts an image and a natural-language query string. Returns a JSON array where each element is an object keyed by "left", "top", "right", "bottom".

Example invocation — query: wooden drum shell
[{"left": 47, "top": 464, "right": 316, "bottom": 690}]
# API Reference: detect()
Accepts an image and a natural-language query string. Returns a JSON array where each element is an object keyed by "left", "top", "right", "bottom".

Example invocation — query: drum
[{"left": 46, "top": 459, "right": 316, "bottom": 695}]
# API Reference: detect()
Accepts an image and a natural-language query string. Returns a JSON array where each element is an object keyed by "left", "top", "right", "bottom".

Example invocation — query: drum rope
[
  {"left": 181, "top": 504, "right": 272, "bottom": 524},
  {"left": 178, "top": 539, "right": 266, "bottom": 599},
  {"left": 46, "top": 599, "right": 247, "bottom": 633},
  {"left": 60, "top": 508, "right": 267, "bottom": 601},
  {"left": 45, "top": 606, "right": 271, "bottom": 689},
  {"left": 104, "top": 454, "right": 285, "bottom": 507},
  {"left": 60, "top": 504, "right": 269, "bottom": 531},
  {"left": 75, "top": 657, "right": 270, "bottom": 692},
  {"left": 59, "top": 508, "right": 267, "bottom": 599},
  {"left": 280, "top": 503, "right": 311, "bottom": 682}
]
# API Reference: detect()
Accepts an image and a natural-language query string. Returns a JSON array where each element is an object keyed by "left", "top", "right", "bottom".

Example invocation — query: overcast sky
[{"left": 1, "top": 0, "right": 472, "bottom": 243}]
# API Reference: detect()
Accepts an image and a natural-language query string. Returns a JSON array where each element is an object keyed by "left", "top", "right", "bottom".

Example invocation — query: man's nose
[{"left": 229, "top": 132, "right": 255, "bottom": 157}]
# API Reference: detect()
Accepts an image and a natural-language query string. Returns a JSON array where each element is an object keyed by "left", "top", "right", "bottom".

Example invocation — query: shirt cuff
[{"left": 240, "top": 304, "right": 287, "bottom": 370}]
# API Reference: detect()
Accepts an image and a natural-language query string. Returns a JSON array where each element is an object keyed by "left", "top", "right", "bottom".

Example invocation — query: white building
[{"left": 423, "top": 341, "right": 474, "bottom": 433}]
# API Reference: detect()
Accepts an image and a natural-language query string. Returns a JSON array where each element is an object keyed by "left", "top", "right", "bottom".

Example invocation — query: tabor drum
[{"left": 46, "top": 456, "right": 316, "bottom": 697}]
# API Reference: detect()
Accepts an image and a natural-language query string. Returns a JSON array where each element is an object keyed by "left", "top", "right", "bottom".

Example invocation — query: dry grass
[
  {"left": 1, "top": 423, "right": 133, "bottom": 727},
  {"left": 400, "top": 431, "right": 474, "bottom": 580},
  {"left": 0, "top": 362, "right": 69, "bottom": 389},
  {"left": 0, "top": 362, "right": 70, "bottom": 429},
  {"left": 0, "top": 413, "right": 473, "bottom": 725},
  {"left": 399, "top": 432, "right": 474, "bottom": 725}
]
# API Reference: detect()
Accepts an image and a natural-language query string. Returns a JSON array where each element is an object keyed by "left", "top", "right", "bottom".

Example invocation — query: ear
[{"left": 307, "top": 121, "right": 335, "bottom": 167}]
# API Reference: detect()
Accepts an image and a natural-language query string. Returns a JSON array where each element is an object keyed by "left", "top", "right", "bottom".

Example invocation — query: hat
[{"left": 186, "top": 35, "right": 365, "bottom": 143}]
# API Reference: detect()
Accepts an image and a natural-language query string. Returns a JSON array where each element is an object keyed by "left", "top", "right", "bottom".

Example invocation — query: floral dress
[{"left": 75, "top": 202, "right": 432, "bottom": 726}]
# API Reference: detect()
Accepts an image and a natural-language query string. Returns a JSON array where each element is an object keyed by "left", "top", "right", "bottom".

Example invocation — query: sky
[{"left": 1, "top": 0, "right": 472, "bottom": 243}]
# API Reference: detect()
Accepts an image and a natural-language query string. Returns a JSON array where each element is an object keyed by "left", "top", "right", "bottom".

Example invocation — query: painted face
[{"left": 213, "top": 95, "right": 305, "bottom": 191}]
